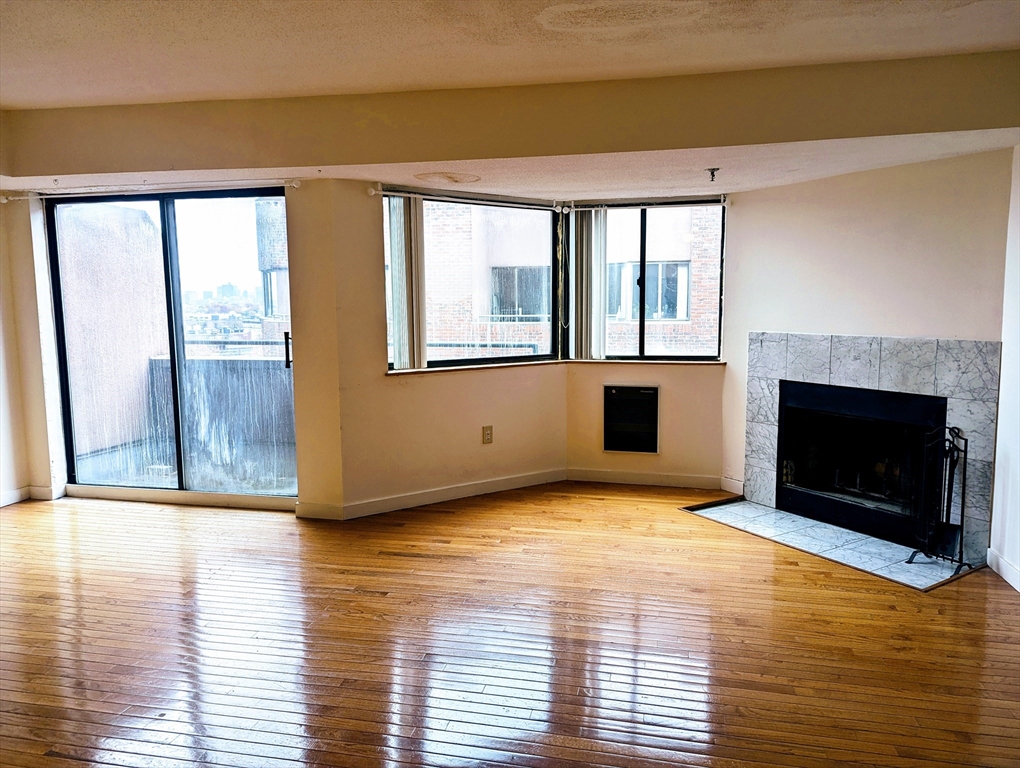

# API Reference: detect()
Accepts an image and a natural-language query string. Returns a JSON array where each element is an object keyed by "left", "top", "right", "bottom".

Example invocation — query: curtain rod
[
  {"left": 378, "top": 185, "right": 560, "bottom": 211},
  {"left": 3, "top": 179, "right": 302, "bottom": 200},
  {"left": 570, "top": 195, "right": 726, "bottom": 210},
  {"left": 376, "top": 184, "right": 724, "bottom": 211}
]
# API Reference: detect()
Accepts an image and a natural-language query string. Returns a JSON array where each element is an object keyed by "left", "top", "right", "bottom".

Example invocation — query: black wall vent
[{"left": 604, "top": 385, "right": 658, "bottom": 453}]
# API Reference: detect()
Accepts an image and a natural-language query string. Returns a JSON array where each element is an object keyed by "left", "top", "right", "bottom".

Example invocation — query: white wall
[
  {"left": 722, "top": 150, "right": 1014, "bottom": 488},
  {"left": 3, "top": 198, "right": 67, "bottom": 500},
  {"left": 285, "top": 182, "right": 345, "bottom": 518},
  {"left": 566, "top": 363, "right": 723, "bottom": 488},
  {"left": 0, "top": 203, "right": 30, "bottom": 506},
  {"left": 990, "top": 146, "right": 1020, "bottom": 591},
  {"left": 328, "top": 181, "right": 568, "bottom": 517},
  {"left": 328, "top": 181, "right": 726, "bottom": 513}
]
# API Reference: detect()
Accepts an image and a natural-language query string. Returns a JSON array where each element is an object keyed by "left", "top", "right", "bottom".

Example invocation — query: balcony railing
[{"left": 478, "top": 313, "right": 551, "bottom": 323}]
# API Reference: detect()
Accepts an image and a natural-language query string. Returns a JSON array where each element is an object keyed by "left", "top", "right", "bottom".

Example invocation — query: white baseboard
[
  {"left": 720, "top": 477, "right": 744, "bottom": 495},
  {"left": 64, "top": 484, "right": 295, "bottom": 512},
  {"left": 30, "top": 484, "right": 66, "bottom": 501},
  {"left": 987, "top": 548, "right": 1020, "bottom": 592},
  {"left": 0, "top": 486, "right": 30, "bottom": 507},
  {"left": 296, "top": 501, "right": 344, "bottom": 520},
  {"left": 565, "top": 468, "right": 721, "bottom": 490},
  {"left": 341, "top": 469, "right": 568, "bottom": 520}
]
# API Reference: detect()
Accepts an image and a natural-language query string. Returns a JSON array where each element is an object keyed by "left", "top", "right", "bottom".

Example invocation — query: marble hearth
[{"left": 744, "top": 333, "right": 1001, "bottom": 566}]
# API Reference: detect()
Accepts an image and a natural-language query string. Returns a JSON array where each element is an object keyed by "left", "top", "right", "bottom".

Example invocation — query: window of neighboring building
[
  {"left": 607, "top": 261, "right": 689, "bottom": 322},
  {"left": 491, "top": 266, "right": 552, "bottom": 320}
]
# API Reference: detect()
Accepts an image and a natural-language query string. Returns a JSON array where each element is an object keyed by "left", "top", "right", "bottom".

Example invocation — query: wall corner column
[
  {"left": 286, "top": 181, "right": 345, "bottom": 519},
  {"left": 4, "top": 196, "right": 67, "bottom": 499},
  {"left": 989, "top": 146, "right": 1020, "bottom": 591}
]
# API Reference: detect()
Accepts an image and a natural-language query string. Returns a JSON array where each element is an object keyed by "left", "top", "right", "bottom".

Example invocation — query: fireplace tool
[{"left": 907, "top": 426, "right": 972, "bottom": 575}]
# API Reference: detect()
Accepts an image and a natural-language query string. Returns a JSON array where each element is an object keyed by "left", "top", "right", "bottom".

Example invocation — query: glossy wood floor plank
[{"left": 1, "top": 483, "right": 1018, "bottom": 767}]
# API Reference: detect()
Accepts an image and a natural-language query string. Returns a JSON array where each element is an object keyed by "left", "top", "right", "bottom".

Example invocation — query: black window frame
[
  {"left": 603, "top": 201, "right": 724, "bottom": 361},
  {"left": 45, "top": 186, "right": 287, "bottom": 490},
  {"left": 420, "top": 197, "right": 563, "bottom": 369}
]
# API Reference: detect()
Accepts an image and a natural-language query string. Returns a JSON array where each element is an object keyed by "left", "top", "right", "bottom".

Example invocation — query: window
[
  {"left": 592, "top": 204, "right": 722, "bottom": 359},
  {"left": 383, "top": 195, "right": 557, "bottom": 368},
  {"left": 382, "top": 192, "right": 722, "bottom": 369}
]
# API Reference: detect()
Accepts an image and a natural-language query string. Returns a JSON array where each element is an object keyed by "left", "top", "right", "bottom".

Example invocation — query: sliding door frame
[{"left": 46, "top": 186, "right": 286, "bottom": 490}]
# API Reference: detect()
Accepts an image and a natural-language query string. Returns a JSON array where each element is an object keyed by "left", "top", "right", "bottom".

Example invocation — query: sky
[{"left": 109, "top": 197, "right": 265, "bottom": 294}]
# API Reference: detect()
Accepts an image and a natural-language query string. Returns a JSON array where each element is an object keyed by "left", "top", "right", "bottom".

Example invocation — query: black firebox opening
[
  {"left": 781, "top": 409, "right": 924, "bottom": 517},
  {"left": 776, "top": 382, "right": 947, "bottom": 548}
]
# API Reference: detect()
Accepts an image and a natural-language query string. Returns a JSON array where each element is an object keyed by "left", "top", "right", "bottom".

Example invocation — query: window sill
[
  {"left": 385, "top": 359, "right": 726, "bottom": 376},
  {"left": 574, "top": 359, "right": 725, "bottom": 365},
  {"left": 386, "top": 359, "right": 563, "bottom": 376}
]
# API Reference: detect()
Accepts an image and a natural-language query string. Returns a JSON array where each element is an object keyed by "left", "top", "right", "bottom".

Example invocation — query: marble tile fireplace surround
[{"left": 744, "top": 333, "right": 1001, "bottom": 567}]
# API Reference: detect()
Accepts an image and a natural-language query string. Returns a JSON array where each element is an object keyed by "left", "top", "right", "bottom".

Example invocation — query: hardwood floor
[{"left": 1, "top": 482, "right": 1017, "bottom": 767}]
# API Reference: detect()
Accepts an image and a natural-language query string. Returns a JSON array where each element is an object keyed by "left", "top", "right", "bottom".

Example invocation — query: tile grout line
[
  {"left": 828, "top": 333, "right": 833, "bottom": 386},
  {"left": 934, "top": 338, "right": 941, "bottom": 397},
  {"left": 877, "top": 336, "right": 883, "bottom": 391}
]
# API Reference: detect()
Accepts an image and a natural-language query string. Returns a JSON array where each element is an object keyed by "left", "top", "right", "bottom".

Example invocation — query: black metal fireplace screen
[{"left": 911, "top": 426, "right": 971, "bottom": 573}]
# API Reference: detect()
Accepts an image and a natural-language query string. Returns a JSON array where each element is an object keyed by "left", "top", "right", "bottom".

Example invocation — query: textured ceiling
[
  {"left": 5, "top": 130, "right": 1017, "bottom": 199},
  {"left": 1, "top": 0, "right": 1018, "bottom": 109}
]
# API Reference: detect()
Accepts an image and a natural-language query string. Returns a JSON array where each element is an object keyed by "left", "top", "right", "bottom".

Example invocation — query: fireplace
[
  {"left": 744, "top": 333, "right": 1000, "bottom": 567},
  {"left": 776, "top": 381, "right": 947, "bottom": 548}
]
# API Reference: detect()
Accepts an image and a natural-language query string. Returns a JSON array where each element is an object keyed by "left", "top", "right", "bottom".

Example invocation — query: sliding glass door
[{"left": 48, "top": 189, "right": 297, "bottom": 496}]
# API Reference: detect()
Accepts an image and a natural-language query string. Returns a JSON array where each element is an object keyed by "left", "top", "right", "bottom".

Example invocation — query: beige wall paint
[
  {"left": 990, "top": 146, "right": 1020, "bottom": 591},
  {"left": 285, "top": 182, "right": 345, "bottom": 517},
  {"left": 2, "top": 52, "right": 1018, "bottom": 180},
  {"left": 0, "top": 203, "right": 30, "bottom": 505},
  {"left": 8, "top": 153, "right": 1011, "bottom": 514},
  {"left": 328, "top": 181, "right": 567, "bottom": 514},
  {"left": 566, "top": 363, "right": 724, "bottom": 488},
  {"left": 2, "top": 198, "right": 67, "bottom": 499},
  {"left": 721, "top": 150, "right": 1014, "bottom": 487}
]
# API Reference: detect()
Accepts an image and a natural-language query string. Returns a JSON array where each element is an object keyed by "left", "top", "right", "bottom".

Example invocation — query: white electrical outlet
[{"left": 482, "top": 425, "right": 493, "bottom": 444}]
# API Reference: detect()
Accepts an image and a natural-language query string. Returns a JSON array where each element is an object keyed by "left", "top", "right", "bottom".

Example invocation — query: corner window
[{"left": 382, "top": 192, "right": 723, "bottom": 370}]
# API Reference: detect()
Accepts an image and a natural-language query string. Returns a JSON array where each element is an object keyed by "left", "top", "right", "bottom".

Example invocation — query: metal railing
[
  {"left": 426, "top": 341, "right": 540, "bottom": 353},
  {"left": 477, "top": 314, "right": 551, "bottom": 323},
  {"left": 184, "top": 339, "right": 285, "bottom": 346}
]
